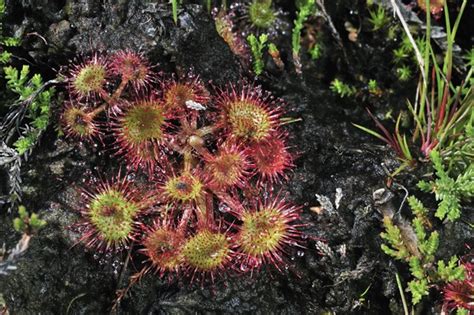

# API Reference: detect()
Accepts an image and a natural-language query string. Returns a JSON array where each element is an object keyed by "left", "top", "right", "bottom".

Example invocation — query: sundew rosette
[{"left": 59, "top": 50, "right": 306, "bottom": 284}]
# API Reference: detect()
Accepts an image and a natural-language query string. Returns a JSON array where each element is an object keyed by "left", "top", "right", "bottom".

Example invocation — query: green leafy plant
[
  {"left": 368, "top": 4, "right": 389, "bottom": 31},
  {"left": 247, "top": 33, "right": 268, "bottom": 76},
  {"left": 13, "top": 205, "right": 46, "bottom": 235},
  {"left": 0, "top": 0, "right": 19, "bottom": 64},
  {"left": 407, "top": 1, "right": 472, "bottom": 161},
  {"left": 417, "top": 150, "right": 473, "bottom": 222},
  {"left": 355, "top": 0, "right": 472, "bottom": 175},
  {"left": 3, "top": 65, "right": 55, "bottom": 155},
  {"left": 291, "top": 0, "right": 315, "bottom": 73},
  {"left": 381, "top": 195, "right": 465, "bottom": 305},
  {"left": 330, "top": 79, "right": 356, "bottom": 98}
]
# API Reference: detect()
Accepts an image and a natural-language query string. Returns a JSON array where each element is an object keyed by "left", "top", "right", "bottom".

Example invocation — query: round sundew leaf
[
  {"left": 143, "top": 227, "right": 185, "bottom": 271},
  {"left": 227, "top": 100, "right": 272, "bottom": 141},
  {"left": 249, "top": 0, "right": 276, "bottom": 29},
  {"left": 164, "top": 83, "right": 197, "bottom": 110},
  {"left": 164, "top": 174, "right": 203, "bottom": 202},
  {"left": 205, "top": 145, "right": 250, "bottom": 190},
  {"left": 182, "top": 230, "right": 230, "bottom": 271},
  {"left": 89, "top": 189, "right": 139, "bottom": 243},
  {"left": 209, "top": 153, "right": 242, "bottom": 186},
  {"left": 73, "top": 64, "right": 107, "bottom": 95},
  {"left": 239, "top": 207, "right": 287, "bottom": 257},
  {"left": 122, "top": 102, "right": 165, "bottom": 145},
  {"left": 63, "top": 106, "right": 96, "bottom": 138},
  {"left": 250, "top": 137, "right": 291, "bottom": 182},
  {"left": 110, "top": 51, "right": 150, "bottom": 86}
]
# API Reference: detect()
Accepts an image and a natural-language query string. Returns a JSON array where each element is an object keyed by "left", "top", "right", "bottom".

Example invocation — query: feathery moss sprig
[
  {"left": 0, "top": 0, "right": 19, "bottom": 64},
  {"left": 4, "top": 65, "right": 55, "bottom": 155},
  {"left": 247, "top": 33, "right": 268, "bottom": 76},
  {"left": 417, "top": 151, "right": 473, "bottom": 222},
  {"left": 381, "top": 195, "right": 464, "bottom": 305},
  {"left": 292, "top": 0, "right": 315, "bottom": 73}
]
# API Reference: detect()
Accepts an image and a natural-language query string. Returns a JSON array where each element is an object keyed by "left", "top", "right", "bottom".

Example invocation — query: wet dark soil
[{"left": 0, "top": 0, "right": 473, "bottom": 314}]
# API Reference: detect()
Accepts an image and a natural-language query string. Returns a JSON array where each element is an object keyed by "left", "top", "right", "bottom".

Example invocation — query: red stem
[
  {"left": 435, "top": 69, "right": 452, "bottom": 132},
  {"left": 366, "top": 109, "right": 403, "bottom": 157}
]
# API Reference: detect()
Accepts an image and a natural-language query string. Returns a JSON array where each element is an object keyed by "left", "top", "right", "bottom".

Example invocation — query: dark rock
[{"left": 5, "top": 1, "right": 241, "bottom": 83}]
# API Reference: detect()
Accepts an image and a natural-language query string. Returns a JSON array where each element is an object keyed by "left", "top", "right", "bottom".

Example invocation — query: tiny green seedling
[
  {"left": 393, "top": 47, "right": 410, "bottom": 64},
  {"left": 353, "top": 284, "right": 372, "bottom": 310},
  {"left": 13, "top": 205, "right": 46, "bottom": 235},
  {"left": 367, "top": 79, "right": 382, "bottom": 95}
]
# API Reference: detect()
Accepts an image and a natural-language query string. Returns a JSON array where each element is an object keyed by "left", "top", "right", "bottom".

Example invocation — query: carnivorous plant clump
[{"left": 61, "top": 50, "right": 304, "bottom": 284}]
